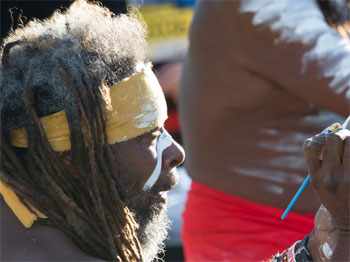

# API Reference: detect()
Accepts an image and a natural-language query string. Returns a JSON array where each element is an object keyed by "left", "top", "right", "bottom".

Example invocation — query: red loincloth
[{"left": 182, "top": 181, "right": 315, "bottom": 262}]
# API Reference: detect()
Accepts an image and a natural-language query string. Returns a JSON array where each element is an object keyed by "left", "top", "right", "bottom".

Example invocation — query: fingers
[
  {"left": 304, "top": 133, "right": 327, "bottom": 173},
  {"left": 322, "top": 129, "right": 349, "bottom": 168},
  {"left": 304, "top": 129, "right": 350, "bottom": 174}
]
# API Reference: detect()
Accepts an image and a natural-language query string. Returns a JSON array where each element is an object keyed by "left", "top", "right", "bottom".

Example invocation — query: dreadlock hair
[
  {"left": 0, "top": 1, "right": 149, "bottom": 261},
  {"left": 317, "top": 0, "right": 350, "bottom": 38}
]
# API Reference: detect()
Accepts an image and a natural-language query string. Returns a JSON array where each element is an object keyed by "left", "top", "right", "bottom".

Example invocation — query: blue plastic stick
[
  {"left": 281, "top": 175, "right": 309, "bottom": 220},
  {"left": 281, "top": 115, "right": 350, "bottom": 220}
]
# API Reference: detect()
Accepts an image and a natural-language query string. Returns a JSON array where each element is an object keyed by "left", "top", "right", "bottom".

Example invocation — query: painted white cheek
[{"left": 142, "top": 130, "right": 173, "bottom": 191}]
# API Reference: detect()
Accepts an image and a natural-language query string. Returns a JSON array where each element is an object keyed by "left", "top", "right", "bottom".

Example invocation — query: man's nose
[{"left": 162, "top": 139, "right": 185, "bottom": 169}]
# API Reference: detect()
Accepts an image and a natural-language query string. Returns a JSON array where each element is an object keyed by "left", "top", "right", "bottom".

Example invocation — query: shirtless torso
[{"left": 180, "top": 0, "right": 349, "bottom": 213}]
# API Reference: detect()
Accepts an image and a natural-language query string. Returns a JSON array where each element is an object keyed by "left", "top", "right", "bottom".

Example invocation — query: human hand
[
  {"left": 304, "top": 128, "right": 350, "bottom": 261},
  {"left": 304, "top": 129, "right": 349, "bottom": 231}
]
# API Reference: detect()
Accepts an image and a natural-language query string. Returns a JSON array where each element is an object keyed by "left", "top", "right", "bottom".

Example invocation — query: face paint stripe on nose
[{"left": 142, "top": 130, "right": 173, "bottom": 191}]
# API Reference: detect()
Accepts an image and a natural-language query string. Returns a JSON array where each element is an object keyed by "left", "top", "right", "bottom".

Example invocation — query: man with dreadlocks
[{"left": 0, "top": 1, "right": 185, "bottom": 261}]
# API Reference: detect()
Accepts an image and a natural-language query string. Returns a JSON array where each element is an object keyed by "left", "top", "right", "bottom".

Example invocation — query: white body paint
[
  {"left": 301, "top": 110, "right": 345, "bottom": 124},
  {"left": 262, "top": 184, "right": 284, "bottom": 195},
  {"left": 322, "top": 242, "right": 333, "bottom": 260},
  {"left": 239, "top": 0, "right": 350, "bottom": 98},
  {"left": 231, "top": 167, "right": 304, "bottom": 184},
  {"left": 267, "top": 155, "right": 305, "bottom": 170},
  {"left": 143, "top": 130, "right": 173, "bottom": 191},
  {"left": 257, "top": 133, "right": 306, "bottom": 153}
]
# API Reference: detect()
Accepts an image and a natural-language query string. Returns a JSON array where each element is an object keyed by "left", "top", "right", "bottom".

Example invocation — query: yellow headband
[
  {"left": 1, "top": 65, "right": 167, "bottom": 227},
  {"left": 9, "top": 65, "right": 168, "bottom": 151}
]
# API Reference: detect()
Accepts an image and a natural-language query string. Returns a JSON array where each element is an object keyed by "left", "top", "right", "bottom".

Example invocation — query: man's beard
[
  {"left": 134, "top": 205, "right": 170, "bottom": 262},
  {"left": 123, "top": 181, "right": 176, "bottom": 261},
  {"left": 117, "top": 165, "right": 178, "bottom": 261}
]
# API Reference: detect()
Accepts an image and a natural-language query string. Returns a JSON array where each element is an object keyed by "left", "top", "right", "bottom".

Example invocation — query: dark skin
[
  {"left": 305, "top": 129, "right": 350, "bottom": 262},
  {"left": 0, "top": 198, "right": 101, "bottom": 261},
  {"left": 179, "top": 0, "right": 348, "bottom": 213},
  {"left": 0, "top": 127, "right": 185, "bottom": 261},
  {"left": 1, "top": 129, "right": 348, "bottom": 261}
]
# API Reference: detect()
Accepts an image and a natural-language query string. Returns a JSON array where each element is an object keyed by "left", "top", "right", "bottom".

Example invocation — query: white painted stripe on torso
[
  {"left": 239, "top": 0, "right": 350, "bottom": 98},
  {"left": 143, "top": 130, "right": 173, "bottom": 191}
]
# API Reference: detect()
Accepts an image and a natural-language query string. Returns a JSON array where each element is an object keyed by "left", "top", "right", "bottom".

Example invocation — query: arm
[
  {"left": 192, "top": 0, "right": 349, "bottom": 116},
  {"left": 271, "top": 129, "right": 349, "bottom": 262},
  {"left": 236, "top": 0, "right": 349, "bottom": 116}
]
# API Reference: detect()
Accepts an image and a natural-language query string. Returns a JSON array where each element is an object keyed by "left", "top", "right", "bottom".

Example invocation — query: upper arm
[
  {"left": 234, "top": 0, "right": 349, "bottom": 115},
  {"left": 190, "top": 0, "right": 349, "bottom": 116}
]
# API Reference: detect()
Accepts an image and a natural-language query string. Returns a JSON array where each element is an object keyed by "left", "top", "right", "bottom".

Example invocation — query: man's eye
[{"left": 138, "top": 129, "right": 161, "bottom": 145}]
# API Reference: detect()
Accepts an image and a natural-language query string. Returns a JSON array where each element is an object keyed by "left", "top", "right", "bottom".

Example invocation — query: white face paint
[
  {"left": 143, "top": 130, "right": 173, "bottom": 191},
  {"left": 134, "top": 100, "right": 160, "bottom": 129},
  {"left": 239, "top": 0, "right": 350, "bottom": 99}
]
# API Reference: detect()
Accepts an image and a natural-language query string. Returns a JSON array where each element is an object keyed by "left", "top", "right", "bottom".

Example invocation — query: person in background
[{"left": 180, "top": 0, "right": 349, "bottom": 261}]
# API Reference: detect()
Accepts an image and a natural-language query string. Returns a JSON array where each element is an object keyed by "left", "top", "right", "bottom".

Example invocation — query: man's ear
[{"left": 58, "top": 151, "right": 80, "bottom": 179}]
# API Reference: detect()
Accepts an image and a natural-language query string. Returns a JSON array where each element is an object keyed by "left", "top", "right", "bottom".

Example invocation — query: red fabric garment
[
  {"left": 164, "top": 109, "right": 180, "bottom": 135},
  {"left": 182, "top": 181, "right": 315, "bottom": 262}
]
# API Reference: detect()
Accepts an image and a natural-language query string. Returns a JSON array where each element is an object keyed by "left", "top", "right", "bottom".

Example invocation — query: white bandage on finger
[{"left": 143, "top": 130, "right": 173, "bottom": 191}]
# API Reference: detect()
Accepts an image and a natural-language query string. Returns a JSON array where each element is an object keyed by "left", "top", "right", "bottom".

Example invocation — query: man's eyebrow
[{"left": 136, "top": 127, "right": 161, "bottom": 141}]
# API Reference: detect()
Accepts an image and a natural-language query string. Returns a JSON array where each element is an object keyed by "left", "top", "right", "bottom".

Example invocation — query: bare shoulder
[
  {"left": 1, "top": 199, "right": 102, "bottom": 261},
  {"left": 190, "top": 0, "right": 349, "bottom": 115},
  {"left": 1, "top": 233, "right": 102, "bottom": 261}
]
